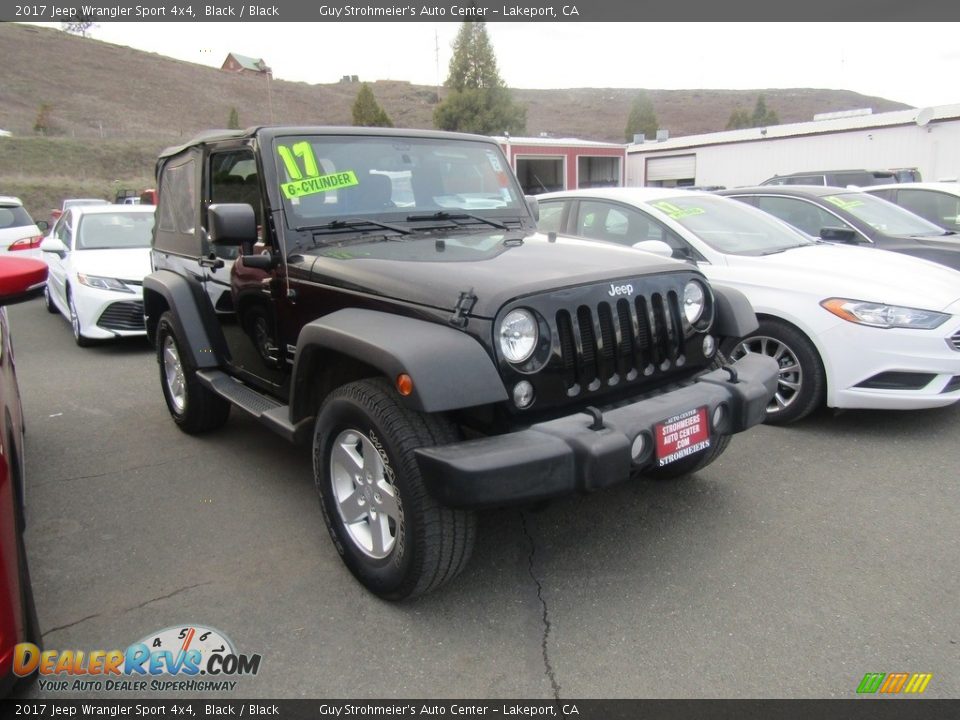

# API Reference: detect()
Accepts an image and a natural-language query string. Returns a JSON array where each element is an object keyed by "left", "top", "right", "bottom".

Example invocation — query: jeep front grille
[
  {"left": 97, "top": 300, "right": 145, "bottom": 332},
  {"left": 556, "top": 292, "right": 683, "bottom": 394}
]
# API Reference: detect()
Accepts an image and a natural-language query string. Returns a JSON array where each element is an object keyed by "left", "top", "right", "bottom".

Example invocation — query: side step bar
[{"left": 196, "top": 370, "right": 309, "bottom": 443}]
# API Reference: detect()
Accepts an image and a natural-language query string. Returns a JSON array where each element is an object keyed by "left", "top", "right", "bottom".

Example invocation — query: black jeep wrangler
[{"left": 144, "top": 126, "right": 778, "bottom": 599}]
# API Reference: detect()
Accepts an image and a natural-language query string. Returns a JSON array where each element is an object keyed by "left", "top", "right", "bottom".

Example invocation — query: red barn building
[{"left": 221, "top": 53, "right": 271, "bottom": 76}]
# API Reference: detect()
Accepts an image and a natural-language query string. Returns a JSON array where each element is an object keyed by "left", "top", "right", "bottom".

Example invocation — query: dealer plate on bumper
[{"left": 654, "top": 406, "right": 711, "bottom": 466}]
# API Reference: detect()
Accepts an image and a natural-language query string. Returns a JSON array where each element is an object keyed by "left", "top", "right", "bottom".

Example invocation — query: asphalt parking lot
[{"left": 9, "top": 297, "right": 959, "bottom": 699}]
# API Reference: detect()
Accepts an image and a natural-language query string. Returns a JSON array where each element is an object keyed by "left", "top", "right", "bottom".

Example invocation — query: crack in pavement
[
  {"left": 35, "top": 457, "right": 199, "bottom": 488},
  {"left": 521, "top": 511, "right": 562, "bottom": 702},
  {"left": 42, "top": 582, "right": 214, "bottom": 640}
]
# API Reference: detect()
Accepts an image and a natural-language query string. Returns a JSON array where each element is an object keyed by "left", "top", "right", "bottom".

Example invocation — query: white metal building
[{"left": 626, "top": 103, "right": 960, "bottom": 188}]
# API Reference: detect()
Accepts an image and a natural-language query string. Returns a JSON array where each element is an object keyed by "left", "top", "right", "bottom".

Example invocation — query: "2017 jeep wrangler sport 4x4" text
[{"left": 144, "top": 126, "right": 778, "bottom": 599}]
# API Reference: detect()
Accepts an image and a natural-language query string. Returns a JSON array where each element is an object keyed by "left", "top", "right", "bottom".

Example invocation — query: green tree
[
  {"left": 351, "top": 83, "right": 393, "bottom": 127},
  {"left": 624, "top": 92, "right": 658, "bottom": 142},
  {"left": 228, "top": 107, "right": 240, "bottom": 130},
  {"left": 751, "top": 94, "right": 779, "bottom": 127},
  {"left": 727, "top": 95, "right": 780, "bottom": 130},
  {"left": 433, "top": 22, "right": 525, "bottom": 135},
  {"left": 34, "top": 103, "right": 53, "bottom": 135}
]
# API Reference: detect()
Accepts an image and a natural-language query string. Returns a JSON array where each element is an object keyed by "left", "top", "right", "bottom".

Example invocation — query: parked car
[
  {"left": 536, "top": 187, "right": 960, "bottom": 424},
  {"left": 717, "top": 186, "right": 960, "bottom": 271},
  {"left": 0, "top": 197, "right": 48, "bottom": 258},
  {"left": 143, "top": 126, "right": 778, "bottom": 599},
  {"left": 49, "top": 198, "right": 108, "bottom": 223},
  {"left": 760, "top": 168, "right": 921, "bottom": 187},
  {"left": 0, "top": 256, "right": 48, "bottom": 697},
  {"left": 863, "top": 182, "right": 960, "bottom": 233},
  {"left": 40, "top": 205, "right": 155, "bottom": 346}
]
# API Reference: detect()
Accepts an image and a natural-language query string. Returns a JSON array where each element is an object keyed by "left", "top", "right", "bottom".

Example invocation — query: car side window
[
  {"left": 537, "top": 201, "right": 565, "bottom": 233},
  {"left": 209, "top": 149, "right": 262, "bottom": 235},
  {"left": 897, "top": 189, "right": 960, "bottom": 232},
  {"left": 55, "top": 211, "right": 72, "bottom": 249},
  {"left": 756, "top": 196, "right": 853, "bottom": 237},
  {"left": 574, "top": 200, "right": 697, "bottom": 260}
]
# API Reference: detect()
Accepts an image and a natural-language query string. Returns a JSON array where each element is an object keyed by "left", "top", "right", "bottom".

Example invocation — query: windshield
[
  {"left": 651, "top": 195, "right": 816, "bottom": 255},
  {"left": 822, "top": 192, "right": 947, "bottom": 236},
  {"left": 272, "top": 135, "right": 526, "bottom": 229},
  {"left": 77, "top": 212, "right": 155, "bottom": 250}
]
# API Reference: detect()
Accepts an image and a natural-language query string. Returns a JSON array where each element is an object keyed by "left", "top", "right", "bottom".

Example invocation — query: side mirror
[
  {"left": 632, "top": 239, "right": 675, "bottom": 258},
  {"left": 0, "top": 257, "right": 48, "bottom": 306},
  {"left": 40, "top": 236, "right": 68, "bottom": 257},
  {"left": 208, "top": 203, "right": 257, "bottom": 254},
  {"left": 36, "top": 220, "right": 49, "bottom": 233},
  {"left": 525, "top": 195, "right": 540, "bottom": 223},
  {"left": 820, "top": 227, "right": 858, "bottom": 243}
]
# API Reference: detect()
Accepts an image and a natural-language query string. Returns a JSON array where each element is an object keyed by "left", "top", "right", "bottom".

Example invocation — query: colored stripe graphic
[
  {"left": 857, "top": 672, "right": 932, "bottom": 694},
  {"left": 880, "top": 672, "right": 909, "bottom": 693}
]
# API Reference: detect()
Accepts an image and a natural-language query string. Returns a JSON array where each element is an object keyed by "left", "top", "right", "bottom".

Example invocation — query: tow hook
[{"left": 585, "top": 406, "right": 605, "bottom": 430}]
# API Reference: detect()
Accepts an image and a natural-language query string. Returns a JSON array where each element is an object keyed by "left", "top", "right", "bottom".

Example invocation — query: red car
[{"left": 0, "top": 256, "right": 48, "bottom": 697}]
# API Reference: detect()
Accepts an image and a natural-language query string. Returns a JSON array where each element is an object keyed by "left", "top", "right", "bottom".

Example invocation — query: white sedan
[
  {"left": 536, "top": 187, "right": 960, "bottom": 424},
  {"left": 40, "top": 205, "right": 155, "bottom": 346}
]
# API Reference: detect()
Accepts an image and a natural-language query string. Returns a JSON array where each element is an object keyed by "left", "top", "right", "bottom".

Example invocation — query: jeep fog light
[
  {"left": 513, "top": 381, "right": 535, "bottom": 409},
  {"left": 499, "top": 309, "right": 538, "bottom": 363},
  {"left": 631, "top": 434, "right": 646, "bottom": 462},
  {"left": 703, "top": 335, "right": 716, "bottom": 357},
  {"left": 712, "top": 404, "right": 726, "bottom": 431}
]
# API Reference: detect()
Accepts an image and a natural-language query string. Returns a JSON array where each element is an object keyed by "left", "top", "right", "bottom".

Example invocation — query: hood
[
  {"left": 302, "top": 230, "right": 689, "bottom": 317},
  {"left": 70, "top": 248, "right": 152, "bottom": 282},
  {"left": 726, "top": 243, "right": 960, "bottom": 311},
  {"left": 875, "top": 234, "right": 960, "bottom": 271}
]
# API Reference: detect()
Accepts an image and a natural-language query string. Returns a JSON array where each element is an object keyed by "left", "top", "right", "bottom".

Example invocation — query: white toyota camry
[
  {"left": 40, "top": 205, "right": 155, "bottom": 346},
  {"left": 536, "top": 187, "right": 960, "bottom": 424}
]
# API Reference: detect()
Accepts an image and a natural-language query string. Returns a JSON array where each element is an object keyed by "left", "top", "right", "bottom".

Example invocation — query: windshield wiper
[
  {"left": 405, "top": 211, "right": 507, "bottom": 230},
  {"left": 297, "top": 218, "right": 411, "bottom": 235}
]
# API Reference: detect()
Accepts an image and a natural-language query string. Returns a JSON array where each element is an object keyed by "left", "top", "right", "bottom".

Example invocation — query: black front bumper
[{"left": 416, "top": 354, "right": 779, "bottom": 508}]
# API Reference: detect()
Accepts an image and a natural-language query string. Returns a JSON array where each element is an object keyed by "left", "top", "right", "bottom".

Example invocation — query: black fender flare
[
  {"left": 142, "top": 270, "right": 227, "bottom": 368},
  {"left": 291, "top": 309, "right": 508, "bottom": 421},
  {"left": 710, "top": 284, "right": 759, "bottom": 340}
]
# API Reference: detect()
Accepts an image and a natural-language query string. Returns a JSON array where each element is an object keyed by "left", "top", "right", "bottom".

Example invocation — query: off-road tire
[
  {"left": 313, "top": 378, "right": 476, "bottom": 600},
  {"left": 156, "top": 311, "right": 230, "bottom": 434}
]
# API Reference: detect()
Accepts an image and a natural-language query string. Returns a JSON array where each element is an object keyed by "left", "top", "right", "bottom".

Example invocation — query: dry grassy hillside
[{"left": 0, "top": 22, "right": 912, "bottom": 217}]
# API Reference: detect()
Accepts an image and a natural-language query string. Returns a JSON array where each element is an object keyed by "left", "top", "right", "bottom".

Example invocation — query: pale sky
[{"left": 30, "top": 22, "right": 960, "bottom": 108}]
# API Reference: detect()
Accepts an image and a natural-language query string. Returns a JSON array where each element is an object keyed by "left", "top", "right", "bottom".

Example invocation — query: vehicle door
[
  {"left": 566, "top": 198, "right": 705, "bottom": 262},
  {"left": 44, "top": 210, "right": 73, "bottom": 305},
  {"left": 204, "top": 145, "right": 286, "bottom": 390},
  {"left": 753, "top": 195, "right": 863, "bottom": 242}
]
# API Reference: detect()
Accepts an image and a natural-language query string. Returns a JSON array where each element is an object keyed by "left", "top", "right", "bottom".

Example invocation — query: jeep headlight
[
  {"left": 499, "top": 309, "right": 538, "bottom": 363},
  {"left": 820, "top": 298, "right": 949, "bottom": 329},
  {"left": 683, "top": 281, "right": 706, "bottom": 324}
]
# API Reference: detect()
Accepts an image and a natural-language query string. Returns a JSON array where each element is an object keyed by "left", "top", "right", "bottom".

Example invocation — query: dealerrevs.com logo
[
  {"left": 856, "top": 672, "right": 933, "bottom": 695},
  {"left": 14, "top": 624, "right": 261, "bottom": 693}
]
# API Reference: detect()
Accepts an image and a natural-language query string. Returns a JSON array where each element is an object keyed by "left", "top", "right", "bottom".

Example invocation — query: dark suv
[{"left": 144, "top": 126, "right": 777, "bottom": 599}]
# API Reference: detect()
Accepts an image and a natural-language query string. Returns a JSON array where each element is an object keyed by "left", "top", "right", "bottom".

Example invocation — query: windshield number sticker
[
  {"left": 282, "top": 170, "right": 359, "bottom": 199},
  {"left": 277, "top": 142, "right": 359, "bottom": 199},
  {"left": 824, "top": 196, "right": 863, "bottom": 210},
  {"left": 652, "top": 201, "right": 705, "bottom": 219}
]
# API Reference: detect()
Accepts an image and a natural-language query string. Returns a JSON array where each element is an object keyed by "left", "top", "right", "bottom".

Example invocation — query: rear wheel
[
  {"left": 729, "top": 318, "right": 825, "bottom": 425},
  {"left": 313, "top": 378, "right": 475, "bottom": 600},
  {"left": 156, "top": 311, "right": 230, "bottom": 433}
]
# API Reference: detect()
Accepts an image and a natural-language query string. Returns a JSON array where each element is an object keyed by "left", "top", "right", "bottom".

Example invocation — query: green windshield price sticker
[
  {"left": 824, "top": 196, "right": 863, "bottom": 210},
  {"left": 282, "top": 171, "right": 359, "bottom": 199},
  {"left": 652, "top": 201, "right": 705, "bottom": 219}
]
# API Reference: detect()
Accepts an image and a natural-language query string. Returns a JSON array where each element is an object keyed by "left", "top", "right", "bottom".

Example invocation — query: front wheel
[
  {"left": 156, "top": 311, "right": 230, "bottom": 434},
  {"left": 43, "top": 285, "right": 58, "bottom": 314},
  {"left": 313, "top": 378, "right": 476, "bottom": 600},
  {"left": 728, "top": 318, "right": 825, "bottom": 425},
  {"left": 67, "top": 290, "right": 93, "bottom": 347}
]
